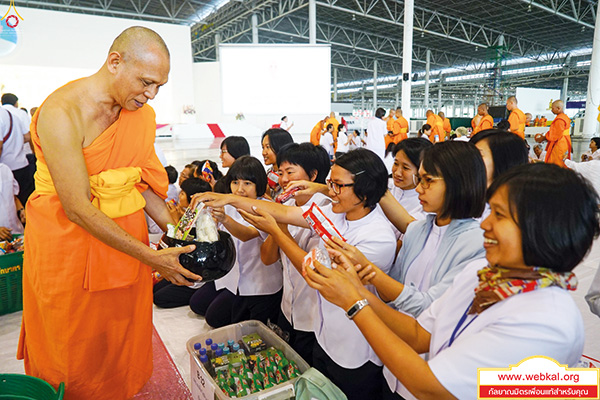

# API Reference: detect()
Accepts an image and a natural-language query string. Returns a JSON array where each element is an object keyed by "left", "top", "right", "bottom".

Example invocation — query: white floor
[{"left": 2, "top": 132, "right": 600, "bottom": 394}]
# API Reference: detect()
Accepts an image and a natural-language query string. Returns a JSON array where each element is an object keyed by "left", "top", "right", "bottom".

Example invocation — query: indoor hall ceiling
[{"left": 5, "top": 0, "right": 596, "bottom": 102}]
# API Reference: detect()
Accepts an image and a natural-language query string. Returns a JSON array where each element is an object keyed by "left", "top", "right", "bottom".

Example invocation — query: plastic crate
[
  {"left": 186, "top": 320, "right": 310, "bottom": 400},
  {"left": 0, "top": 235, "right": 24, "bottom": 316},
  {"left": 0, "top": 374, "right": 64, "bottom": 399}
]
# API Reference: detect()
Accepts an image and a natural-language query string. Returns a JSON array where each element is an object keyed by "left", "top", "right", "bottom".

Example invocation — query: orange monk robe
[
  {"left": 534, "top": 117, "right": 540, "bottom": 127},
  {"left": 539, "top": 117, "right": 547, "bottom": 127},
  {"left": 310, "top": 121, "right": 324, "bottom": 146},
  {"left": 392, "top": 116, "right": 409, "bottom": 144},
  {"left": 18, "top": 103, "right": 167, "bottom": 399},
  {"left": 442, "top": 118, "right": 451, "bottom": 135},
  {"left": 507, "top": 108, "right": 526, "bottom": 139},
  {"left": 426, "top": 114, "right": 445, "bottom": 142},
  {"left": 384, "top": 116, "right": 396, "bottom": 148},
  {"left": 544, "top": 113, "right": 572, "bottom": 168},
  {"left": 325, "top": 116, "right": 340, "bottom": 151},
  {"left": 472, "top": 115, "right": 494, "bottom": 136}
]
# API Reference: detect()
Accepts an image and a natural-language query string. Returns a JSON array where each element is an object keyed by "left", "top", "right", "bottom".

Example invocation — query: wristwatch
[{"left": 346, "top": 299, "right": 369, "bottom": 319}]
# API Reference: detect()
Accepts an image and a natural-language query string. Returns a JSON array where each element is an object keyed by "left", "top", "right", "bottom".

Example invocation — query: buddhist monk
[
  {"left": 472, "top": 103, "right": 494, "bottom": 136},
  {"left": 310, "top": 116, "right": 327, "bottom": 146},
  {"left": 525, "top": 112, "right": 533, "bottom": 127},
  {"left": 439, "top": 111, "right": 451, "bottom": 136},
  {"left": 17, "top": 27, "right": 200, "bottom": 400},
  {"left": 384, "top": 109, "right": 396, "bottom": 148},
  {"left": 535, "top": 100, "right": 572, "bottom": 168},
  {"left": 539, "top": 115, "right": 548, "bottom": 127},
  {"left": 425, "top": 109, "right": 444, "bottom": 142},
  {"left": 506, "top": 96, "right": 526, "bottom": 139},
  {"left": 325, "top": 111, "right": 340, "bottom": 152},
  {"left": 534, "top": 115, "right": 540, "bottom": 127},
  {"left": 391, "top": 107, "right": 409, "bottom": 144}
]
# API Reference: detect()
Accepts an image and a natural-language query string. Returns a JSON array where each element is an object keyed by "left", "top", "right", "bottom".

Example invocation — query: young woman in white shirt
[
  {"left": 242, "top": 142, "right": 331, "bottom": 365},
  {"left": 261, "top": 128, "right": 293, "bottom": 199},
  {"left": 366, "top": 108, "right": 388, "bottom": 160},
  {"left": 193, "top": 149, "right": 396, "bottom": 400},
  {"left": 189, "top": 156, "right": 283, "bottom": 327},
  {"left": 305, "top": 162, "right": 598, "bottom": 400},
  {"left": 335, "top": 124, "right": 351, "bottom": 159}
]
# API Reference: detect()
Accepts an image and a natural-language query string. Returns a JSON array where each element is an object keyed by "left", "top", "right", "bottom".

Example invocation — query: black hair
[
  {"left": 470, "top": 129, "right": 529, "bottom": 180},
  {"left": 496, "top": 119, "right": 511, "bottom": 131},
  {"left": 334, "top": 148, "right": 388, "bottom": 209},
  {"left": 487, "top": 163, "right": 600, "bottom": 272},
  {"left": 338, "top": 124, "right": 347, "bottom": 135},
  {"left": 375, "top": 108, "right": 386, "bottom": 119},
  {"left": 227, "top": 156, "right": 268, "bottom": 197},
  {"left": 180, "top": 178, "right": 212, "bottom": 203},
  {"left": 1, "top": 93, "right": 17, "bottom": 106},
  {"left": 276, "top": 142, "right": 330, "bottom": 184},
  {"left": 165, "top": 165, "right": 178, "bottom": 184},
  {"left": 192, "top": 160, "right": 223, "bottom": 181},
  {"left": 261, "top": 128, "right": 294, "bottom": 155},
  {"left": 591, "top": 137, "right": 600, "bottom": 148},
  {"left": 281, "top": 116, "right": 287, "bottom": 121},
  {"left": 385, "top": 142, "right": 396, "bottom": 158},
  {"left": 421, "top": 141, "right": 486, "bottom": 219},
  {"left": 213, "top": 177, "right": 230, "bottom": 194},
  {"left": 221, "top": 136, "right": 250, "bottom": 160},
  {"left": 420, "top": 124, "right": 432, "bottom": 132},
  {"left": 326, "top": 124, "right": 334, "bottom": 131},
  {"left": 393, "top": 138, "right": 433, "bottom": 168}
]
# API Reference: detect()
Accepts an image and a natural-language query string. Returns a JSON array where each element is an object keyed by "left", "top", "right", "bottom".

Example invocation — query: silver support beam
[
  {"left": 252, "top": 13, "right": 259, "bottom": 44},
  {"left": 373, "top": 59, "right": 378, "bottom": 110},
  {"left": 333, "top": 68, "right": 338, "bottom": 101},
  {"left": 584, "top": 2, "right": 600, "bottom": 137},
  {"left": 516, "top": 0, "right": 595, "bottom": 29},
  {"left": 424, "top": 49, "right": 431, "bottom": 110},
  {"left": 309, "top": 0, "right": 316, "bottom": 44},
  {"left": 401, "top": 0, "right": 414, "bottom": 119}
]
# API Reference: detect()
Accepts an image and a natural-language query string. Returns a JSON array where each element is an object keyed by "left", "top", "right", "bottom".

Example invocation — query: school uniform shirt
[
  {"left": 302, "top": 193, "right": 397, "bottom": 369},
  {"left": 0, "top": 107, "right": 28, "bottom": 171},
  {"left": 215, "top": 203, "right": 283, "bottom": 296},
  {"left": 336, "top": 132, "right": 350, "bottom": 153},
  {"left": 366, "top": 118, "right": 387, "bottom": 160},
  {"left": 321, "top": 132, "right": 335, "bottom": 159},
  {"left": 0, "top": 163, "right": 24, "bottom": 233},
  {"left": 279, "top": 196, "right": 326, "bottom": 332},
  {"left": 417, "top": 258, "right": 584, "bottom": 399}
]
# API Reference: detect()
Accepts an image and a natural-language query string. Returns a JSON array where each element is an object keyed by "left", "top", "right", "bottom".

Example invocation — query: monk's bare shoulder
[{"left": 38, "top": 80, "right": 88, "bottom": 142}]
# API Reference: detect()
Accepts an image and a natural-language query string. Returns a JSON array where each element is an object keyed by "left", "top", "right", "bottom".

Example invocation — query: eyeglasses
[
  {"left": 412, "top": 174, "right": 443, "bottom": 189},
  {"left": 327, "top": 178, "right": 354, "bottom": 195}
]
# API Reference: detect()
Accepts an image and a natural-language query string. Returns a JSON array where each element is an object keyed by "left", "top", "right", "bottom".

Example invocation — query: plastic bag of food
[{"left": 195, "top": 206, "right": 219, "bottom": 242}]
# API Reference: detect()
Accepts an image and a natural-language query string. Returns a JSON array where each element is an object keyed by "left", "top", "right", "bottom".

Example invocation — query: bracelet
[{"left": 345, "top": 299, "right": 369, "bottom": 319}]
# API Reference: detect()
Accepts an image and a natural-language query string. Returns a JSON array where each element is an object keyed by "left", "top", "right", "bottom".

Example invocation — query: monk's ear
[{"left": 106, "top": 51, "right": 123, "bottom": 74}]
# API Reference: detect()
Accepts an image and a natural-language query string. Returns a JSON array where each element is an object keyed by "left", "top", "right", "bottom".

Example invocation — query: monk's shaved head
[
  {"left": 507, "top": 96, "right": 517, "bottom": 105},
  {"left": 438, "top": 111, "right": 445, "bottom": 118},
  {"left": 109, "top": 26, "right": 170, "bottom": 62},
  {"left": 552, "top": 100, "right": 564, "bottom": 110},
  {"left": 426, "top": 109, "right": 433, "bottom": 116}
]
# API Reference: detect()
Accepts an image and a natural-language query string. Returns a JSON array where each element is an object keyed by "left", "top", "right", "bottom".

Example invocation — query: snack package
[
  {"left": 173, "top": 202, "right": 206, "bottom": 240},
  {"left": 303, "top": 247, "right": 332, "bottom": 270},
  {"left": 195, "top": 207, "right": 219, "bottom": 242},
  {"left": 302, "top": 202, "right": 346, "bottom": 242},
  {"left": 275, "top": 186, "right": 299, "bottom": 204},
  {"left": 201, "top": 160, "right": 214, "bottom": 182},
  {"left": 267, "top": 169, "right": 280, "bottom": 189}
]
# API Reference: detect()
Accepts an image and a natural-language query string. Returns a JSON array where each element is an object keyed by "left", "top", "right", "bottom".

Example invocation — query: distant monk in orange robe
[
  {"left": 539, "top": 116, "right": 548, "bottom": 126},
  {"left": 384, "top": 109, "right": 396, "bottom": 149},
  {"left": 506, "top": 96, "right": 526, "bottom": 139},
  {"left": 325, "top": 111, "right": 340, "bottom": 152},
  {"left": 439, "top": 111, "right": 451, "bottom": 136},
  {"left": 310, "top": 116, "right": 327, "bottom": 146},
  {"left": 534, "top": 115, "right": 540, "bottom": 127},
  {"left": 535, "top": 100, "right": 571, "bottom": 168},
  {"left": 17, "top": 27, "right": 200, "bottom": 400},
  {"left": 472, "top": 103, "right": 494, "bottom": 136},
  {"left": 525, "top": 112, "right": 533, "bottom": 127},
  {"left": 391, "top": 107, "right": 409, "bottom": 144},
  {"left": 426, "top": 109, "right": 444, "bottom": 142}
]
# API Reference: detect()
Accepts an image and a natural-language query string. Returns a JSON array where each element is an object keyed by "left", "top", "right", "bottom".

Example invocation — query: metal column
[
  {"left": 215, "top": 33, "right": 221, "bottom": 61},
  {"left": 252, "top": 14, "right": 258, "bottom": 44},
  {"left": 309, "top": 0, "right": 316, "bottom": 44},
  {"left": 333, "top": 68, "right": 338, "bottom": 102},
  {"left": 424, "top": 49, "right": 431, "bottom": 110},
  {"left": 401, "top": 0, "right": 414, "bottom": 118},
  {"left": 373, "top": 59, "right": 378, "bottom": 109},
  {"left": 584, "top": 2, "right": 600, "bottom": 137}
]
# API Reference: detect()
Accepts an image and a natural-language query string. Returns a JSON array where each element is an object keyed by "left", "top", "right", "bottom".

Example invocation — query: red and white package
[
  {"left": 303, "top": 247, "right": 332, "bottom": 270},
  {"left": 302, "top": 202, "right": 346, "bottom": 243},
  {"left": 275, "top": 186, "right": 300, "bottom": 204},
  {"left": 267, "top": 170, "right": 280, "bottom": 189}
]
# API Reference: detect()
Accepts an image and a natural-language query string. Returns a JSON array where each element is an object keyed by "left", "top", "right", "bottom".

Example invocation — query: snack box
[{"left": 186, "top": 320, "right": 310, "bottom": 400}]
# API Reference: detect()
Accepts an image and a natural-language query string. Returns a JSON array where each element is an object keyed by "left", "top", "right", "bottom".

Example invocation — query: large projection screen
[
  {"left": 220, "top": 44, "right": 331, "bottom": 115},
  {"left": 515, "top": 87, "right": 561, "bottom": 118}
]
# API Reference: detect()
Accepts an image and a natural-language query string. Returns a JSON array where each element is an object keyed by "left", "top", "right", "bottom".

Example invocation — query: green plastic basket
[
  {"left": 0, "top": 374, "right": 64, "bottom": 399},
  {"left": 0, "top": 235, "right": 24, "bottom": 316}
]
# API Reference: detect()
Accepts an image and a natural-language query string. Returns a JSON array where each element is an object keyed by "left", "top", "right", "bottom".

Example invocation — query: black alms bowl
[{"left": 159, "top": 229, "right": 236, "bottom": 283}]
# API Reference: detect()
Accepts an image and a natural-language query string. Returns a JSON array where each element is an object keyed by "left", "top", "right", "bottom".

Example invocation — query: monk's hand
[
  {"left": 238, "top": 206, "right": 278, "bottom": 235},
  {"left": 211, "top": 206, "right": 227, "bottom": 223},
  {"left": 153, "top": 245, "right": 202, "bottom": 286},
  {"left": 303, "top": 258, "right": 363, "bottom": 311},
  {"left": 190, "top": 192, "right": 229, "bottom": 210},
  {"left": 0, "top": 227, "right": 12, "bottom": 241},
  {"left": 325, "top": 237, "right": 370, "bottom": 269}
]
